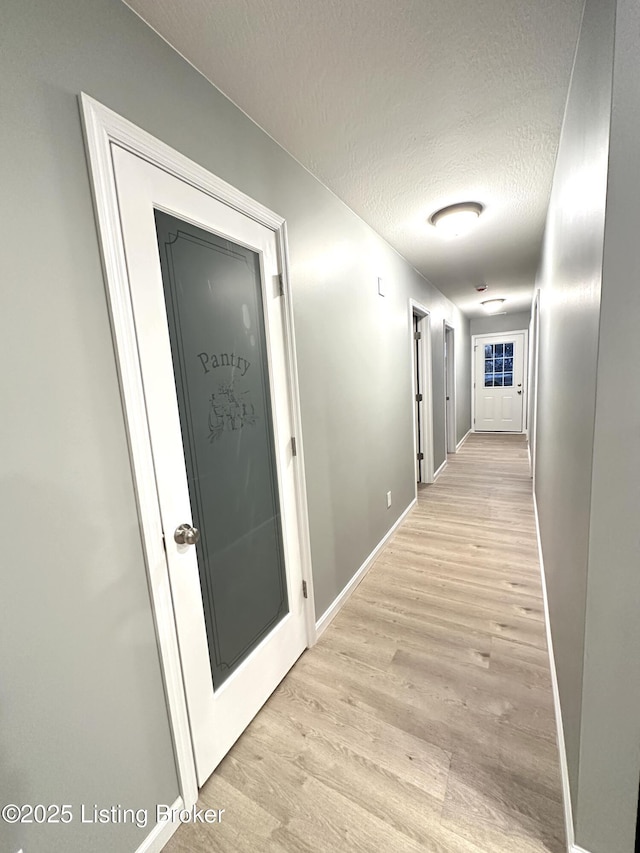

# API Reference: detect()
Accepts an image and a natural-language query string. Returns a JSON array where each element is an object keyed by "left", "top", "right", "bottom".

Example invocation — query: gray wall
[
  {"left": 534, "top": 0, "right": 612, "bottom": 818},
  {"left": 0, "top": 1, "right": 469, "bottom": 851},
  {"left": 455, "top": 323, "right": 472, "bottom": 446},
  {"left": 577, "top": 0, "right": 640, "bottom": 848},
  {"left": 469, "top": 310, "right": 531, "bottom": 337},
  {"left": 535, "top": 0, "right": 640, "bottom": 850}
]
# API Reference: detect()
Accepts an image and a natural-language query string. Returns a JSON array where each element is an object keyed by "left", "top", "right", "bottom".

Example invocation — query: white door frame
[
  {"left": 409, "top": 300, "right": 434, "bottom": 489},
  {"left": 444, "top": 323, "right": 457, "bottom": 453},
  {"left": 528, "top": 291, "right": 541, "bottom": 480},
  {"left": 79, "top": 94, "right": 316, "bottom": 811},
  {"left": 471, "top": 329, "right": 529, "bottom": 433}
]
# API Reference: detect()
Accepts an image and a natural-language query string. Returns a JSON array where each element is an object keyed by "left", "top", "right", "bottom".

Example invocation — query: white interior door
[
  {"left": 112, "top": 145, "right": 308, "bottom": 786},
  {"left": 474, "top": 332, "right": 526, "bottom": 432}
]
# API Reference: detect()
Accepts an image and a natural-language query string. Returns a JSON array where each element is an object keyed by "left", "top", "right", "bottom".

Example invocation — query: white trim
[
  {"left": 533, "top": 492, "right": 575, "bottom": 853},
  {"left": 529, "top": 289, "right": 541, "bottom": 484},
  {"left": 80, "top": 94, "right": 198, "bottom": 809},
  {"left": 443, "top": 323, "right": 457, "bottom": 453},
  {"left": 81, "top": 96, "right": 285, "bottom": 230},
  {"left": 281, "top": 222, "right": 318, "bottom": 647},
  {"left": 572, "top": 846, "right": 592, "bottom": 853},
  {"left": 409, "top": 300, "right": 435, "bottom": 490},
  {"left": 433, "top": 458, "right": 448, "bottom": 481},
  {"left": 315, "top": 498, "right": 417, "bottom": 638},
  {"left": 471, "top": 330, "right": 529, "bottom": 433},
  {"left": 79, "top": 94, "right": 315, "bottom": 799},
  {"left": 456, "top": 429, "right": 471, "bottom": 451},
  {"left": 133, "top": 797, "right": 184, "bottom": 853}
]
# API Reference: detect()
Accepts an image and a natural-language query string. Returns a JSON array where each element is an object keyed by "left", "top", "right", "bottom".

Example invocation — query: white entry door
[
  {"left": 111, "top": 145, "right": 308, "bottom": 786},
  {"left": 474, "top": 332, "right": 526, "bottom": 432}
]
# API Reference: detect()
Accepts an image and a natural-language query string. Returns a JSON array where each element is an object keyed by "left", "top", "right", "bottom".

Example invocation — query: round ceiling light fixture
[
  {"left": 429, "top": 202, "right": 484, "bottom": 237},
  {"left": 481, "top": 298, "right": 506, "bottom": 314}
]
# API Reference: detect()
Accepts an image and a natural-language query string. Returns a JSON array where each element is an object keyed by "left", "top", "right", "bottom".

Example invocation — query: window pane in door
[{"left": 154, "top": 211, "right": 289, "bottom": 689}]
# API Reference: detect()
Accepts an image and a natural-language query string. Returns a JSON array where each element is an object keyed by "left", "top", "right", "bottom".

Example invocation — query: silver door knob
[
  {"left": 174, "top": 523, "right": 200, "bottom": 546},
  {"left": 517, "top": 390, "right": 522, "bottom": 395}
]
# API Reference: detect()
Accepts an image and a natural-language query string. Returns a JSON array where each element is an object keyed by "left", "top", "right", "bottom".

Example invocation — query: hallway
[{"left": 164, "top": 434, "right": 565, "bottom": 853}]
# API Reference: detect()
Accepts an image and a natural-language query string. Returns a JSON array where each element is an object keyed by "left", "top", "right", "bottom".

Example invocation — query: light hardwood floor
[{"left": 163, "top": 433, "right": 565, "bottom": 853}]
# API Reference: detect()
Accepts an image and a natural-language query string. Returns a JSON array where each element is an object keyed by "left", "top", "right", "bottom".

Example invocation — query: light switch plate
[{"left": 378, "top": 277, "right": 386, "bottom": 297}]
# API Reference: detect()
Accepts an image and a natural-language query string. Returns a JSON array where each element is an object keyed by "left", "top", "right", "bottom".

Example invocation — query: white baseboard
[
  {"left": 433, "top": 458, "right": 447, "bottom": 481},
  {"left": 572, "top": 845, "right": 592, "bottom": 853},
  {"left": 134, "top": 796, "right": 183, "bottom": 853},
  {"left": 315, "top": 498, "right": 417, "bottom": 638},
  {"left": 456, "top": 429, "right": 471, "bottom": 451},
  {"left": 532, "top": 493, "right": 575, "bottom": 853}
]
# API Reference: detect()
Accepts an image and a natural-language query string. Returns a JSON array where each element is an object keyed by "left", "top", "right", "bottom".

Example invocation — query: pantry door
[{"left": 111, "top": 144, "right": 308, "bottom": 786}]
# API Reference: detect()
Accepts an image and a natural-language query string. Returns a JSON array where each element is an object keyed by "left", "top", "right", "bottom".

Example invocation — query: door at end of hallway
[{"left": 473, "top": 331, "right": 527, "bottom": 432}]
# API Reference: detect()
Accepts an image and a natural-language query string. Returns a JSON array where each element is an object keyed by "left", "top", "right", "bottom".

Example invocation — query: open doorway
[
  {"left": 410, "top": 301, "right": 434, "bottom": 487},
  {"left": 444, "top": 324, "right": 457, "bottom": 454}
]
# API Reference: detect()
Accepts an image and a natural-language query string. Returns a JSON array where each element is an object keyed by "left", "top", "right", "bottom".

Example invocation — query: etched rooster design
[{"left": 208, "top": 381, "right": 257, "bottom": 441}]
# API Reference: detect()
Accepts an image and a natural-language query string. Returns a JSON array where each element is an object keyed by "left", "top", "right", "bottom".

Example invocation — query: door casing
[
  {"left": 444, "top": 323, "right": 457, "bottom": 454},
  {"left": 80, "top": 94, "right": 316, "bottom": 810},
  {"left": 409, "top": 300, "right": 434, "bottom": 488},
  {"left": 528, "top": 293, "right": 540, "bottom": 480}
]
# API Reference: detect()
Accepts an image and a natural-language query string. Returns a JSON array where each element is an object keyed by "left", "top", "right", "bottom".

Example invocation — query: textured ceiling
[{"left": 125, "top": 0, "right": 585, "bottom": 317}]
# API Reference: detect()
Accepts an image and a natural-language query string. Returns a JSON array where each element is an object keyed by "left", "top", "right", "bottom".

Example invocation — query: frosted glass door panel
[{"left": 154, "top": 211, "right": 288, "bottom": 689}]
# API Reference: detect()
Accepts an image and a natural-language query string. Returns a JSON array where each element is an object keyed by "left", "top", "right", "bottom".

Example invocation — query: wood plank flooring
[{"left": 163, "top": 433, "right": 565, "bottom": 853}]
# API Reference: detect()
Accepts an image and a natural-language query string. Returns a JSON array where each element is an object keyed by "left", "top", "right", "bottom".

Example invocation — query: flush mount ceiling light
[
  {"left": 429, "top": 202, "right": 484, "bottom": 237},
  {"left": 481, "top": 298, "right": 506, "bottom": 314}
]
